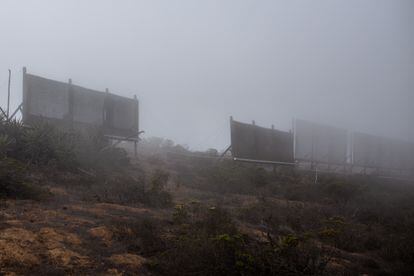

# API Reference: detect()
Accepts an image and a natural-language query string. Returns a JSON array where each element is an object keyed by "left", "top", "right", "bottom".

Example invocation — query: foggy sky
[{"left": 1, "top": 0, "right": 413, "bottom": 150}]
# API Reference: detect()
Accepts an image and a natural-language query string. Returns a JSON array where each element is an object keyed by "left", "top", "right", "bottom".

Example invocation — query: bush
[
  {"left": 82, "top": 169, "right": 172, "bottom": 208},
  {"left": 21, "top": 122, "right": 78, "bottom": 168},
  {"left": 87, "top": 175, "right": 146, "bottom": 204},
  {"left": 0, "top": 158, "right": 49, "bottom": 200},
  {"left": 111, "top": 216, "right": 165, "bottom": 255},
  {"left": 181, "top": 162, "right": 271, "bottom": 194},
  {"left": 73, "top": 127, "right": 129, "bottom": 170},
  {"left": 153, "top": 205, "right": 242, "bottom": 275},
  {"left": 151, "top": 204, "right": 329, "bottom": 276},
  {"left": 144, "top": 169, "right": 172, "bottom": 208},
  {"left": 0, "top": 117, "right": 130, "bottom": 171}
]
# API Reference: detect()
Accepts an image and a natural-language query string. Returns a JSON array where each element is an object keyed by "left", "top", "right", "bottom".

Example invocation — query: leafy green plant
[
  {"left": 144, "top": 169, "right": 172, "bottom": 208},
  {"left": 173, "top": 204, "right": 189, "bottom": 224},
  {"left": 0, "top": 116, "right": 130, "bottom": 171}
]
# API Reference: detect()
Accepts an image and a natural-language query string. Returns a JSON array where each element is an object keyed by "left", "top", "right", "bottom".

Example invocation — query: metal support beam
[
  {"left": 8, "top": 103, "right": 22, "bottom": 121},
  {"left": 219, "top": 145, "right": 232, "bottom": 160},
  {"left": 0, "top": 107, "right": 7, "bottom": 118},
  {"left": 7, "top": 69, "right": 11, "bottom": 118},
  {"left": 233, "top": 157, "right": 296, "bottom": 166}
]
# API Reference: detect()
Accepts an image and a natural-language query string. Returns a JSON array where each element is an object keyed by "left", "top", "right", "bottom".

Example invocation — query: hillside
[{"left": 1, "top": 120, "right": 414, "bottom": 275}]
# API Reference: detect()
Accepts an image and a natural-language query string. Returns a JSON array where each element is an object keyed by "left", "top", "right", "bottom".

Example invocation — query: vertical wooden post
[
  {"left": 7, "top": 69, "right": 11, "bottom": 119},
  {"left": 311, "top": 126, "right": 315, "bottom": 170},
  {"left": 133, "top": 94, "right": 139, "bottom": 158},
  {"left": 133, "top": 94, "right": 139, "bottom": 135},
  {"left": 229, "top": 116, "right": 234, "bottom": 158},
  {"left": 271, "top": 124, "right": 275, "bottom": 173},
  {"left": 103, "top": 88, "right": 109, "bottom": 128},
  {"left": 22, "top": 67, "right": 28, "bottom": 123},
  {"left": 252, "top": 120, "right": 258, "bottom": 160},
  {"left": 292, "top": 118, "right": 296, "bottom": 164},
  {"left": 67, "top": 78, "right": 74, "bottom": 128}
]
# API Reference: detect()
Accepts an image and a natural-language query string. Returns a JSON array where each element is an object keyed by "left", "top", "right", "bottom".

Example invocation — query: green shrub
[
  {"left": 151, "top": 204, "right": 329, "bottom": 276},
  {"left": 173, "top": 204, "right": 189, "bottom": 224},
  {"left": 82, "top": 169, "right": 172, "bottom": 208},
  {"left": 187, "top": 162, "right": 271, "bottom": 194},
  {"left": 73, "top": 127, "right": 130, "bottom": 170},
  {"left": 0, "top": 158, "right": 49, "bottom": 200},
  {"left": 0, "top": 117, "right": 130, "bottom": 171},
  {"left": 111, "top": 216, "right": 165, "bottom": 255},
  {"left": 22, "top": 122, "right": 78, "bottom": 168},
  {"left": 88, "top": 175, "right": 146, "bottom": 204},
  {"left": 144, "top": 169, "right": 172, "bottom": 208}
]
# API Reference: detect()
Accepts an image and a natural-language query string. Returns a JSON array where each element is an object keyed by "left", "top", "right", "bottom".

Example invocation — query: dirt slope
[{"left": 0, "top": 187, "right": 163, "bottom": 275}]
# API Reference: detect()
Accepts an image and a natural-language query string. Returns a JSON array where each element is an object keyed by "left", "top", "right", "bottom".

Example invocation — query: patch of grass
[
  {"left": 175, "top": 160, "right": 272, "bottom": 195},
  {"left": 81, "top": 169, "right": 173, "bottom": 208},
  {"left": 86, "top": 175, "right": 146, "bottom": 204}
]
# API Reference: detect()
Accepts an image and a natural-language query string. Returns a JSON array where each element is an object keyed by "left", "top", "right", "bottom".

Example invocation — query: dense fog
[{"left": 0, "top": 0, "right": 413, "bottom": 150}]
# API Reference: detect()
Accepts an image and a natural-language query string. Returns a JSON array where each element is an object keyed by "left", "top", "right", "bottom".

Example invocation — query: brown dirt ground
[
  {"left": 0, "top": 171, "right": 391, "bottom": 276},
  {"left": 0, "top": 186, "right": 158, "bottom": 275}
]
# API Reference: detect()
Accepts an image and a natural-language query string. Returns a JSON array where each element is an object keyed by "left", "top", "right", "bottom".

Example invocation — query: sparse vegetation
[
  {"left": 0, "top": 158, "right": 49, "bottom": 200},
  {"left": 150, "top": 203, "right": 330, "bottom": 276},
  {"left": 111, "top": 216, "right": 165, "bottom": 255},
  {"left": 0, "top": 123, "right": 413, "bottom": 275},
  {"left": 0, "top": 115, "right": 129, "bottom": 172}
]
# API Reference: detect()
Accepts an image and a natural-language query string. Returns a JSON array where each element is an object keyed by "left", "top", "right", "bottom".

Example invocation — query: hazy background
[{"left": 0, "top": 0, "right": 413, "bottom": 150}]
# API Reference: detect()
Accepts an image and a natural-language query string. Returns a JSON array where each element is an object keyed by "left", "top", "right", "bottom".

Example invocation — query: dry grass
[{"left": 0, "top": 127, "right": 413, "bottom": 275}]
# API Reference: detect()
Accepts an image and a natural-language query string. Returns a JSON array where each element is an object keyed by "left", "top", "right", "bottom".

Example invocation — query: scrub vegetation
[{"left": 1, "top": 118, "right": 413, "bottom": 275}]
